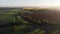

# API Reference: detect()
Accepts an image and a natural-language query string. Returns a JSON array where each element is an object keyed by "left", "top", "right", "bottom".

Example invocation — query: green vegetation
[{"left": 0, "top": 8, "right": 60, "bottom": 34}]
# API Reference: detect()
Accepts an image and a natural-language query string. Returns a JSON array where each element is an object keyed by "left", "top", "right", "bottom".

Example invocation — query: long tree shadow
[
  {"left": 0, "top": 20, "right": 60, "bottom": 34},
  {"left": 18, "top": 21, "right": 60, "bottom": 34},
  {"left": 0, "top": 22, "right": 15, "bottom": 34},
  {"left": 0, "top": 21, "right": 28, "bottom": 34},
  {"left": 1, "top": 11, "right": 59, "bottom": 34}
]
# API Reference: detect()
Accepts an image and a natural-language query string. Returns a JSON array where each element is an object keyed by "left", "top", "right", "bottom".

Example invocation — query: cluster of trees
[
  {"left": 13, "top": 11, "right": 60, "bottom": 34},
  {"left": 13, "top": 11, "right": 48, "bottom": 25},
  {"left": 1, "top": 10, "right": 60, "bottom": 34}
]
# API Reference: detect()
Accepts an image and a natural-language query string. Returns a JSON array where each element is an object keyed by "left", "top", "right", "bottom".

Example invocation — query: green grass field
[{"left": 0, "top": 9, "right": 60, "bottom": 34}]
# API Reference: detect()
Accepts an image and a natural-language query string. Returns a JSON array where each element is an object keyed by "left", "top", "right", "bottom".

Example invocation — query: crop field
[{"left": 0, "top": 8, "right": 60, "bottom": 34}]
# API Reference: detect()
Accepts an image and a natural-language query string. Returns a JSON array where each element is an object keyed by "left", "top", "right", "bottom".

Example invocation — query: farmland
[{"left": 0, "top": 7, "right": 60, "bottom": 34}]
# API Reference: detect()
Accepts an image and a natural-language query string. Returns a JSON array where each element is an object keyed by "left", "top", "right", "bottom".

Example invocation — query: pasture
[{"left": 0, "top": 8, "right": 60, "bottom": 34}]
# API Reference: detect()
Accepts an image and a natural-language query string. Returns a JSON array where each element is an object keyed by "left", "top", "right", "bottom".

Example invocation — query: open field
[{"left": 0, "top": 8, "right": 60, "bottom": 34}]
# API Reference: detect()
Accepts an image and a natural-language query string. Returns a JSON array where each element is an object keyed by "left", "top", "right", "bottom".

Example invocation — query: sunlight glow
[{"left": 0, "top": 0, "right": 60, "bottom": 7}]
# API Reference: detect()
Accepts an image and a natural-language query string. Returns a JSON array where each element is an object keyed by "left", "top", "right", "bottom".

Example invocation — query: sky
[{"left": 0, "top": 0, "right": 60, "bottom": 7}]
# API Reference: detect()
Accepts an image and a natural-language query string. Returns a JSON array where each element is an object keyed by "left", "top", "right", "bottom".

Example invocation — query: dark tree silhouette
[{"left": 11, "top": 11, "right": 60, "bottom": 34}]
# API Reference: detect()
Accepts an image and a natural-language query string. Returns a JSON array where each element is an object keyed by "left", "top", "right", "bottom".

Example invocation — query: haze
[{"left": 0, "top": 0, "right": 60, "bottom": 8}]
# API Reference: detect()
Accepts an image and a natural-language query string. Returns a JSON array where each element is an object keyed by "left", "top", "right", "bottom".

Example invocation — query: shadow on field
[
  {"left": 0, "top": 21, "right": 60, "bottom": 34},
  {"left": 0, "top": 22, "right": 14, "bottom": 34}
]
